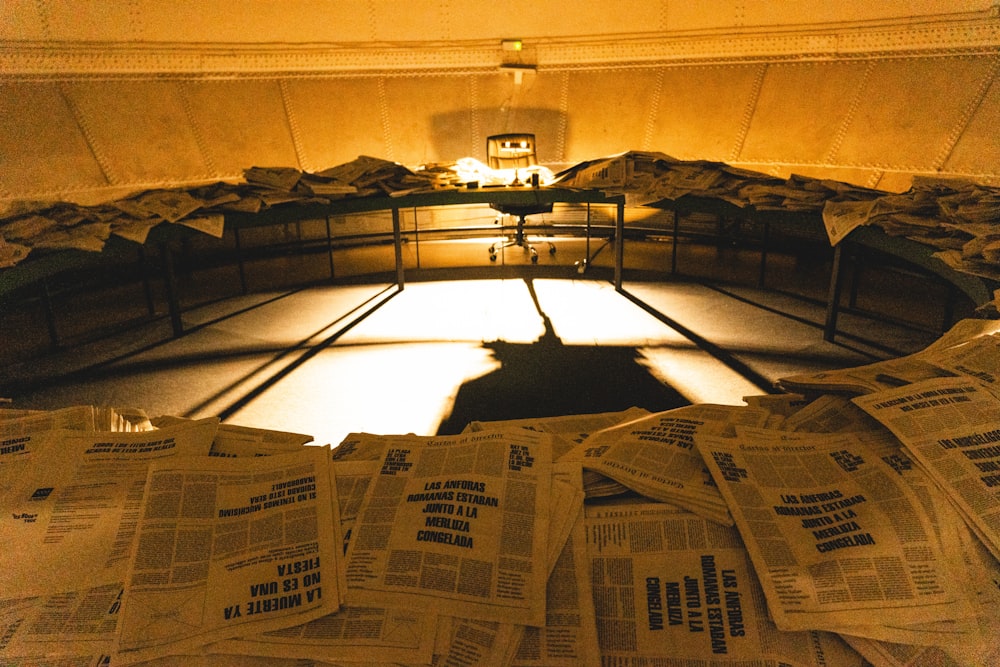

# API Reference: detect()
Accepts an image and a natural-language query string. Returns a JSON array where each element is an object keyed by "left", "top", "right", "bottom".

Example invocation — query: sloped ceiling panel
[
  {"left": 181, "top": 80, "right": 300, "bottom": 178},
  {"left": 833, "top": 57, "right": 996, "bottom": 172},
  {"left": 0, "top": 82, "right": 108, "bottom": 199},
  {"left": 944, "top": 69, "right": 1000, "bottom": 178},
  {"left": 2, "top": 1, "right": 999, "bottom": 210},
  {"left": 281, "top": 78, "right": 389, "bottom": 172},
  {"left": 740, "top": 62, "right": 873, "bottom": 167},
  {"left": 644, "top": 65, "right": 765, "bottom": 162},
  {"left": 62, "top": 81, "right": 210, "bottom": 186}
]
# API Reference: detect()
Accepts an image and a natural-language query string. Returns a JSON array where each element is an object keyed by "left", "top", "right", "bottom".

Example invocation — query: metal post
[
  {"left": 392, "top": 207, "right": 405, "bottom": 289},
  {"left": 39, "top": 278, "right": 59, "bottom": 350},
  {"left": 614, "top": 198, "right": 625, "bottom": 291},
  {"left": 824, "top": 244, "right": 844, "bottom": 342},
  {"left": 757, "top": 216, "right": 769, "bottom": 289},
  {"left": 325, "top": 214, "right": 335, "bottom": 281},
  {"left": 234, "top": 227, "right": 247, "bottom": 295},
  {"left": 413, "top": 207, "right": 421, "bottom": 270},
  {"left": 161, "top": 243, "right": 184, "bottom": 337},
  {"left": 671, "top": 209, "right": 679, "bottom": 274},
  {"left": 138, "top": 245, "right": 156, "bottom": 316}
]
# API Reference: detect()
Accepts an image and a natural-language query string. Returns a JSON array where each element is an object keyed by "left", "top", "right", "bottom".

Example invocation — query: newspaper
[
  {"left": 821, "top": 199, "right": 878, "bottom": 245},
  {"left": 510, "top": 492, "right": 601, "bottom": 667},
  {"left": 584, "top": 500, "right": 865, "bottom": 665},
  {"left": 777, "top": 321, "right": 1000, "bottom": 395},
  {"left": 0, "top": 418, "right": 220, "bottom": 598},
  {"left": 0, "top": 418, "right": 219, "bottom": 663},
  {"left": 114, "top": 445, "right": 342, "bottom": 664},
  {"left": 342, "top": 428, "right": 554, "bottom": 627},
  {"left": 697, "top": 426, "right": 975, "bottom": 640},
  {"left": 852, "top": 376, "right": 1000, "bottom": 561},
  {"left": 560, "top": 404, "right": 768, "bottom": 524}
]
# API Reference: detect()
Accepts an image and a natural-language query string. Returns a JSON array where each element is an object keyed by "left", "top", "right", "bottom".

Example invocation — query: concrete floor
[{"left": 0, "top": 233, "right": 949, "bottom": 448}]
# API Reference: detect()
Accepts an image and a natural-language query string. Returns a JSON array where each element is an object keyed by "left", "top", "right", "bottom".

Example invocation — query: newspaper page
[
  {"left": 151, "top": 416, "right": 314, "bottom": 457},
  {"left": 0, "top": 404, "right": 96, "bottom": 437},
  {"left": 777, "top": 321, "right": 1000, "bottom": 396},
  {"left": 114, "top": 445, "right": 341, "bottom": 664},
  {"left": 343, "top": 428, "right": 553, "bottom": 627},
  {"left": 0, "top": 418, "right": 220, "bottom": 598},
  {"left": 210, "top": 456, "right": 438, "bottom": 665},
  {"left": 584, "top": 500, "right": 865, "bottom": 665},
  {"left": 208, "top": 602, "right": 437, "bottom": 665},
  {"left": 0, "top": 418, "right": 219, "bottom": 663},
  {"left": 821, "top": 198, "right": 878, "bottom": 245},
  {"left": 697, "top": 427, "right": 975, "bottom": 639},
  {"left": 851, "top": 376, "right": 1000, "bottom": 560},
  {"left": 560, "top": 405, "right": 768, "bottom": 524},
  {"left": 510, "top": 498, "right": 601, "bottom": 667}
]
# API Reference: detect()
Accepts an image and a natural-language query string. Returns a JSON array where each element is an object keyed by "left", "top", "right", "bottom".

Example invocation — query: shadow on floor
[{"left": 437, "top": 279, "right": 689, "bottom": 434}]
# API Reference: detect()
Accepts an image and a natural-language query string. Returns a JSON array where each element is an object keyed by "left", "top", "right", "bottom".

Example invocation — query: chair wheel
[
  {"left": 531, "top": 254, "right": 539, "bottom": 264},
  {"left": 489, "top": 254, "right": 497, "bottom": 262},
  {"left": 549, "top": 246, "right": 556, "bottom": 255}
]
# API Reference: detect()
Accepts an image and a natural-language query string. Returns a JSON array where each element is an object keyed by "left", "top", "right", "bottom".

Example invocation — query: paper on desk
[
  {"left": 698, "top": 427, "right": 974, "bottom": 639},
  {"left": 115, "top": 445, "right": 341, "bottom": 664},
  {"left": 852, "top": 376, "right": 1000, "bottom": 561},
  {"left": 342, "top": 428, "right": 553, "bottom": 627},
  {"left": 0, "top": 418, "right": 219, "bottom": 598},
  {"left": 584, "top": 501, "right": 865, "bottom": 665},
  {"left": 560, "top": 404, "right": 768, "bottom": 525}
]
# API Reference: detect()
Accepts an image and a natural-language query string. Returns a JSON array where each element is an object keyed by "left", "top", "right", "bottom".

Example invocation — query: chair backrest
[{"left": 486, "top": 134, "right": 538, "bottom": 170}]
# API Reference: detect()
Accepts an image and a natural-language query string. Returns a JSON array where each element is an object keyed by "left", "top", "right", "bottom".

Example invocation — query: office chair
[{"left": 486, "top": 133, "right": 554, "bottom": 263}]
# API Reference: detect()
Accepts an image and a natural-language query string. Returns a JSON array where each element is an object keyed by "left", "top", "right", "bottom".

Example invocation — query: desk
[{"left": 0, "top": 186, "right": 626, "bottom": 341}]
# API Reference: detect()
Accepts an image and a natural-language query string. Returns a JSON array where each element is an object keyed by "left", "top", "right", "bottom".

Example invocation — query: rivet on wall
[
  {"left": 59, "top": 82, "right": 119, "bottom": 187},
  {"left": 280, "top": 79, "right": 309, "bottom": 172},
  {"left": 555, "top": 71, "right": 570, "bottom": 164},
  {"left": 377, "top": 77, "right": 395, "bottom": 162},
  {"left": 469, "top": 75, "right": 481, "bottom": 159},
  {"left": 178, "top": 80, "right": 218, "bottom": 179},
  {"left": 824, "top": 59, "right": 876, "bottom": 166},
  {"left": 642, "top": 67, "right": 665, "bottom": 152},
  {"left": 730, "top": 62, "right": 767, "bottom": 163}
]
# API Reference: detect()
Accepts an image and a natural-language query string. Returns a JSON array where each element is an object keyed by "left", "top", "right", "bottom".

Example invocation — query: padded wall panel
[
  {"left": 61, "top": 81, "right": 208, "bottom": 185},
  {"left": 0, "top": 83, "right": 108, "bottom": 198},
  {"left": 181, "top": 80, "right": 298, "bottom": 177},
  {"left": 280, "top": 78, "right": 387, "bottom": 170},
  {"left": 644, "top": 65, "right": 763, "bottom": 162},
  {"left": 382, "top": 75, "right": 475, "bottom": 165},
  {"left": 740, "top": 61, "right": 872, "bottom": 165},
  {"left": 832, "top": 56, "right": 994, "bottom": 171},
  {"left": 942, "top": 68, "right": 1000, "bottom": 179},
  {"left": 472, "top": 71, "right": 569, "bottom": 165},
  {"left": 563, "top": 69, "right": 659, "bottom": 161}
]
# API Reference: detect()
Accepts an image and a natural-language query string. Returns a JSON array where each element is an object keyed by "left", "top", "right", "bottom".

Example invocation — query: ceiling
[{"left": 2, "top": 1, "right": 1000, "bottom": 213}]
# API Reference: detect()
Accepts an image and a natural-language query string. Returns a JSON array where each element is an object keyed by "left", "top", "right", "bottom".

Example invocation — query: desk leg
[
  {"left": 824, "top": 244, "right": 844, "bottom": 342},
  {"left": 234, "top": 227, "right": 247, "bottom": 295},
  {"left": 393, "top": 207, "right": 405, "bottom": 290},
  {"left": 757, "top": 217, "right": 769, "bottom": 289},
  {"left": 325, "top": 215, "right": 335, "bottom": 281},
  {"left": 161, "top": 243, "right": 184, "bottom": 337},
  {"left": 614, "top": 199, "right": 625, "bottom": 291},
  {"left": 671, "top": 210, "right": 679, "bottom": 275}
]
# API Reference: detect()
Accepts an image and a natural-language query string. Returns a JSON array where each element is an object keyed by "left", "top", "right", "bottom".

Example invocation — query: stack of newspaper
[{"left": 3, "top": 318, "right": 1000, "bottom": 665}]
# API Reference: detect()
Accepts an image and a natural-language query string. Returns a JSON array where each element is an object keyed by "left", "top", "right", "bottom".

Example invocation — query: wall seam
[
  {"left": 824, "top": 59, "right": 876, "bottom": 163},
  {"left": 642, "top": 68, "right": 664, "bottom": 152},
  {"left": 730, "top": 62, "right": 766, "bottom": 162},
  {"left": 378, "top": 77, "right": 395, "bottom": 161},
  {"left": 932, "top": 51, "right": 1000, "bottom": 171},
  {"left": 280, "top": 79, "right": 309, "bottom": 172},
  {"left": 178, "top": 80, "right": 218, "bottom": 178}
]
